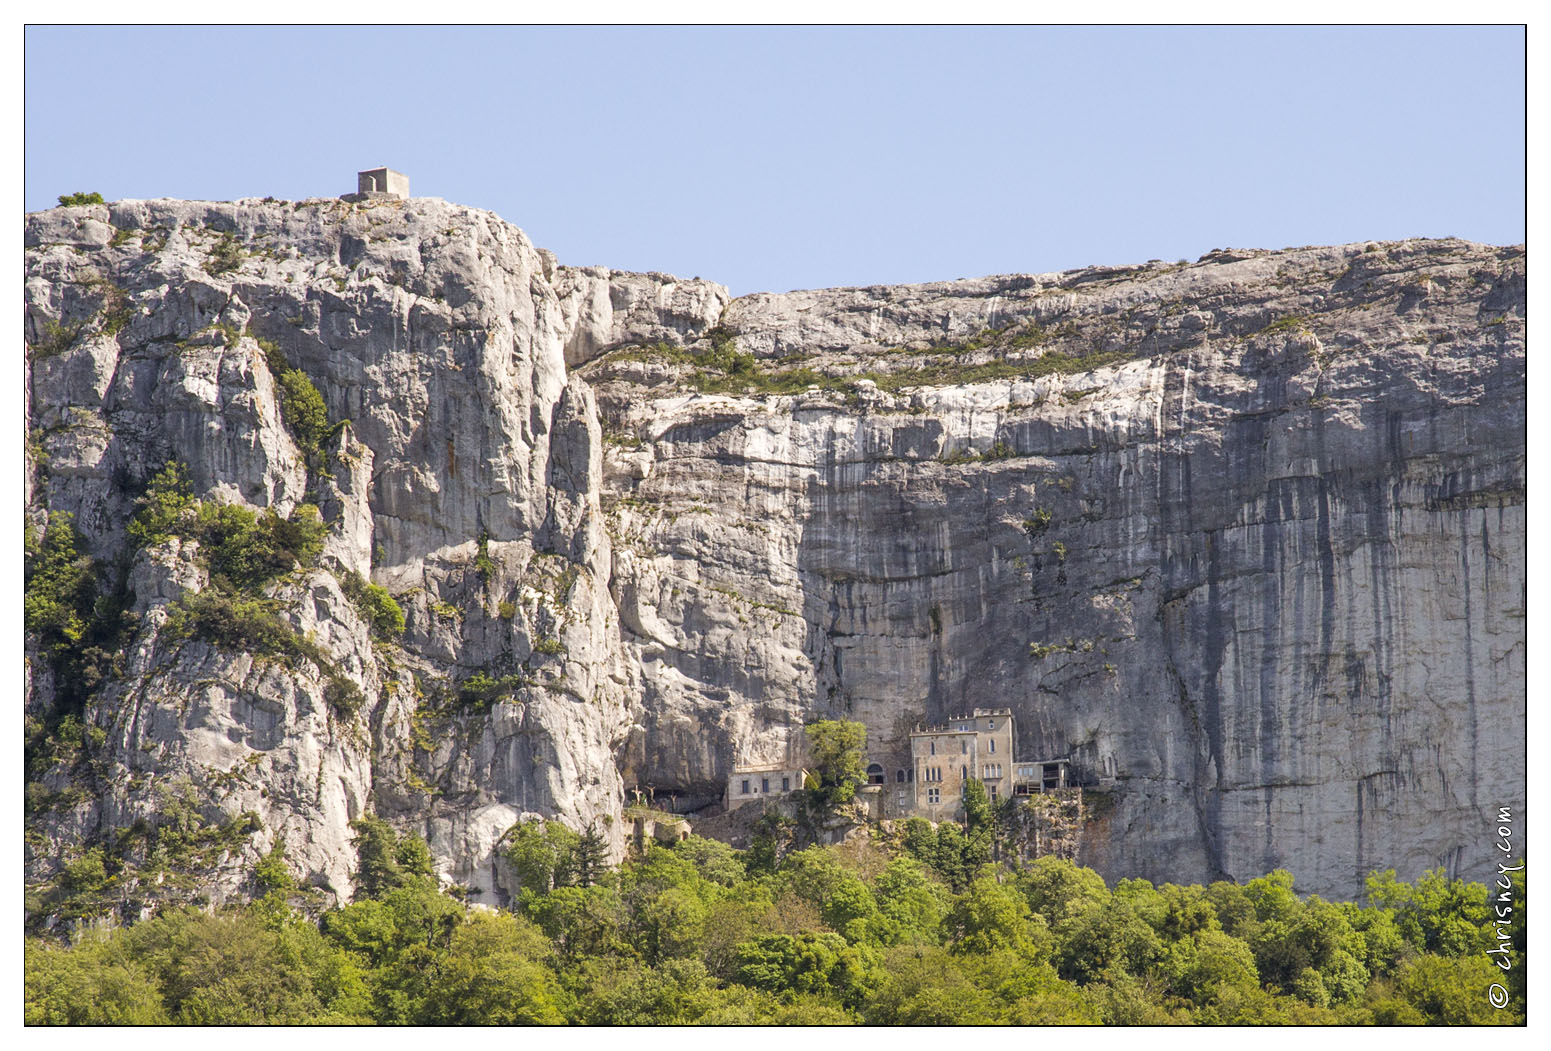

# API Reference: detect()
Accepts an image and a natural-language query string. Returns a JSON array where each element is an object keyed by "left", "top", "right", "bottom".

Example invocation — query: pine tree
[{"left": 573, "top": 822, "right": 607, "bottom": 888}]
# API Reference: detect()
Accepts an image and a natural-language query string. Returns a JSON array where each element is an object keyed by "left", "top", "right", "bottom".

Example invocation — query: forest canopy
[{"left": 24, "top": 809, "right": 1525, "bottom": 1026}]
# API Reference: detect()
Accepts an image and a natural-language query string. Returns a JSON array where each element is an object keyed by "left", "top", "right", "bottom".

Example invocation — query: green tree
[
  {"left": 745, "top": 811, "right": 796, "bottom": 875},
  {"left": 119, "top": 909, "right": 350, "bottom": 1024},
  {"left": 944, "top": 876, "right": 1037, "bottom": 956},
  {"left": 505, "top": 818, "right": 581, "bottom": 895},
  {"left": 350, "top": 815, "right": 430, "bottom": 901},
  {"left": 1015, "top": 855, "right": 1110, "bottom": 927},
  {"left": 58, "top": 191, "right": 105, "bottom": 206},
  {"left": 960, "top": 778, "right": 995, "bottom": 868},
  {"left": 1365, "top": 867, "right": 1493, "bottom": 957},
  {"left": 804, "top": 719, "right": 867, "bottom": 805},
  {"left": 635, "top": 885, "right": 711, "bottom": 964},
  {"left": 732, "top": 931, "right": 879, "bottom": 1009},
  {"left": 260, "top": 344, "right": 333, "bottom": 474},
  {"left": 872, "top": 856, "right": 947, "bottom": 945},
  {"left": 573, "top": 957, "right": 718, "bottom": 1024},
  {"left": 127, "top": 460, "right": 195, "bottom": 549},
  {"left": 573, "top": 821, "right": 608, "bottom": 888},
  {"left": 196, "top": 501, "right": 325, "bottom": 591},
  {"left": 23, "top": 512, "right": 97, "bottom": 661},
  {"left": 526, "top": 883, "right": 632, "bottom": 962},
  {"left": 865, "top": 945, "right": 996, "bottom": 1024},
  {"left": 1395, "top": 954, "right": 1521, "bottom": 1025},
  {"left": 341, "top": 569, "right": 405, "bottom": 638},
  {"left": 671, "top": 834, "right": 745, "bottom": 886},
  {"left": 419, "top": 912, "right": 564, "bottom": 1024},
  {"left": 24, "top": 938, "right": 169, "bottom": 1025}
]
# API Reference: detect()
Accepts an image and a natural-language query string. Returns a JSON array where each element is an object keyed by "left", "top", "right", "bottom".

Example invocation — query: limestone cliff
[{"left": 23, "top": 195, "right": 1524, "bottom": 917}]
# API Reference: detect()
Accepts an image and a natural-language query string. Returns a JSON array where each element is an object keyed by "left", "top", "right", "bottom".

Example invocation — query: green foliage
[
  {"left": 732, "top": 931, "right": 880, "bottom": 1009},
  {"left": 420, "top": 912, "right": 565, "bottom": 1024},
  {"left": 458, "top": 670, "right": 530, "bottom": 708},
  {"left": 254, "top": 839, "right": 296, "bottom": 895},
  {"left": 165, "top": 590, "right": 313, "bottom": 662},
  {"left": 25, "top": 938, "right": 169, "bottom": 1024},
  {"left": 195, "top": 500, "right": 326, "bottom": 591},
  {"left": 682, "top": 342, "right": 1135, "bottom": 397},
  {"left": 23, "top": 512, "right": 133, "bottom": 716},
  {"left": 58, "top": 191, "right": 105, "bottom": 206},
  {"left": 258, "top": 338, "right": 333, "bottom": 476},
  {"left": 1364, "top": 867, "right": 1492, "bottom": 957},
  {"left": 474, "top": 531, "right": 495, "bottom": 579},
  {"left": 803, "top": 719, "right": 868, "bottom": 805},
  {"left": 745, "top": 811, "right": 797, "bottom": 875},
  {"left": 1260, "top": 314, "right": 1308, "bottom": 336},
  {"left": 204, "top": 232, "right": 245, "bottom": 275},
  {"left": 945, "top": 876, "right": 1037, "bottom": 955},
  {"left": 24, "top": 829, "right": 1529, "bottom": 1026},
  {"left": 574, "top": 823, "right": 609, "bottom": 888},
  {"left": 1022, "top": 508, "right": 1052, "bottom": 535},
  {"left": 30, "top": 318, "right": 84, "bottom": 359},
  {"left": 340, "top": 570, "right": 405, "bottom": 639},
  {"left": 24, "top": 512, "right": 97, "bottom": 661},
  {"left": 127, "top": 461, "right": 195, "bottom": 549},
  {"left": 349, "top": 815, "right": 435, "bottom": 903},
  {"left": 505, "top": 819, "right": 582, "bottom": 896}
]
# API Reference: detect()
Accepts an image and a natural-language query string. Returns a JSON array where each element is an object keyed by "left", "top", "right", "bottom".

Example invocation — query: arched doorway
[{"left": 866, "top": 763, "right": 886, "bottom": 786}]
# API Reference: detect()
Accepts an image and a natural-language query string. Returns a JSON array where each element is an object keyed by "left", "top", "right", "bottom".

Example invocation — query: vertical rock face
[{"left": 24, "top": 197, "right": 1522, "bottom": 913}]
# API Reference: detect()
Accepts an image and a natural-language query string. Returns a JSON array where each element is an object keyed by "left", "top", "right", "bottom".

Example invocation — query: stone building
[
  {"left": 355, "top": 167, "right": 409, "bottom": 198},
  {"left": 725, "top": 762, "right": 810, "bottom": 811},
  {"left": 1013, "top": 757, "right": 1072, "bottom": 794},
  {"left": 907, "top": 707, "right": 1016, "bottom": 821},
  {"left": 725, "top": 708, "right": 1071, "bottom": 822}
]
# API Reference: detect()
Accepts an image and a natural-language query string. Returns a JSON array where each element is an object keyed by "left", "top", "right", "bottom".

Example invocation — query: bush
[
  {"left": 340, "top": 570, "right": 405, "bottom": 640},
  {"left": 458, "top": 671, "right": 529, "bottom": 708},
  {"left": 257, "top": 338, "right": 333, "bottom": 474},
  {"left": 165, "top": 590, "right": 312, "bottom": 659},
  {"left": 1022, "top": 509, "right": 1052, "bottom": 536},
  {"left": 204, "top": 233, "right": 244, "bottom": 276},
  {"left": 196, "top": 501, "right": 325, "bottom": 591},
  {"left": 30, "top": 319, "right": 83, "bottom": 359},
  {"left": 57, "top": 191, "right": 105, "bottom": 207},
  {"left": 128, "top": 461, "right": 196, "bottom": 549}
]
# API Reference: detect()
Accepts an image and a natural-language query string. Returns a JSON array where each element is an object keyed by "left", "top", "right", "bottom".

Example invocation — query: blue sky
[{"left": 24, "top": 25, "right": 1525, "bottom": 296}]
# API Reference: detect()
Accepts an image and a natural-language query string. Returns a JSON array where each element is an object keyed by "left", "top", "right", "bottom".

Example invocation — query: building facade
[
  {"left": 726, "top": 708, "right": 1074, "bottom": 821},
  {"left": 907, "top": 707, "right": 1016, "bottom": 821},
  {"left": 725, "top": 763, "right": 809, "bottom": 811}
]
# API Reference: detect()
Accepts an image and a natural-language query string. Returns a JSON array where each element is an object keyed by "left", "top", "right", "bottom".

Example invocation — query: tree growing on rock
[{"left": 803, "top": 720, "right": 867, "bottom": 805}]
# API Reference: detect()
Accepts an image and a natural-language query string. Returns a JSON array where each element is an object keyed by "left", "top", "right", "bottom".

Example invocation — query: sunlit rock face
[{"left": 25, "top": 195, "right": 1523, "bottom": 906}]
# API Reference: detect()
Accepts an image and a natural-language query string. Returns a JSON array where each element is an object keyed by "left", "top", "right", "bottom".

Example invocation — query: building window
[
  {"left": 867, "top": 763, "right": 886, "bottom": 786},
  {"left": 929, "top": 741, "right": 935, "bottom": 756},
  {"left": 961, "top": 739, "right": 967, "bottom": 754},
  {"left": 741, "top": 779, "right": 750, "bottom": 795},
  {"left": 761, "top": 777, "right": 769, "bottom": 793},
  {"left": 928, "top": 787, "right": 941, "bottom": 804},
  {"left": 961, "top": 766, "right": 967, "bottom": 781},
  {"left": 989, "top": 720, "right": 996, "bottom": 729},
  {"left": 989, "top": 738, "right": 995, "bottom": 753},
  {"left": 989, "top": 785, "right": 998, "bottom": 800},
  {"left": 782, "top": 777, "right": 790, "bottom": 791},
  {"left": 896, "top": 769, "right": 905, "bottom": 783}
]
